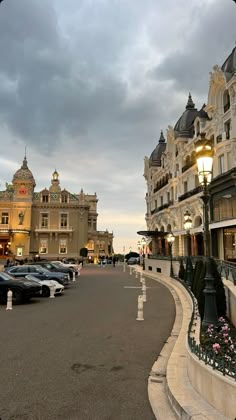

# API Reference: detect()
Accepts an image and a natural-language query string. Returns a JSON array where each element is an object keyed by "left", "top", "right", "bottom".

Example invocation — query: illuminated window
[
  {"left": 1, "top": 212, "right": 9, "bottom": 224},
  {"left": 59, "top": 239, "right": 67, "bottom": 254},
  {"left": 39, "top": 239, "right": 48, "bottom": 254},
  {"left": 16, "top": 247, "right": 23, "bottom": 257}
]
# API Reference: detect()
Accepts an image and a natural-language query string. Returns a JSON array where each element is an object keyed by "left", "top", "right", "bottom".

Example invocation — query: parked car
[
  {"left": 0, "top": 271, "right": 42, "bottom": 304},
  {"left": 51, "top": 261, "right": 79, "bottom": 275},
  {"left": 5, "top": 265, "right": 69, "bottom": 286},
  {"left": 32, "top": 261, "right": 74, "bottom": 280},
  {"left": 25, "top": 275, "right": 64, "bottom": 297},
  {"left": 127, "top": 257, "right": 139, "bottom": 265}
]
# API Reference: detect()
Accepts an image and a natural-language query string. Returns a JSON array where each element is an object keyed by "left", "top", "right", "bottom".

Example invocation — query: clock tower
[{"left": 11, "top": 155, "right": 36, "bottom": 258}]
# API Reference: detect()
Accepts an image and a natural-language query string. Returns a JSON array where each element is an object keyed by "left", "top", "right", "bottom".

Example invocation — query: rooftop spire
[
  {"left": 186, "top": 93, "right": 195, "bottom": 109},
  {"left": 159, "top": 130, "right": 165, "bottom": 143}
]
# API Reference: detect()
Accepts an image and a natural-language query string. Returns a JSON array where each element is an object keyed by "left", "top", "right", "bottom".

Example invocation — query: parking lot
[{"left": 0, "top": 264, "right": 175, "bottom": 420}]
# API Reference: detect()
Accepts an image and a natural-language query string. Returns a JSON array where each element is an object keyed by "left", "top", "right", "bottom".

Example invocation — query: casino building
[
  {"left": 0, "top": 158, "right": 113, "bottom": 262},
  {"left": 144, "top": 46, "right": 236, "bottom": 262}
]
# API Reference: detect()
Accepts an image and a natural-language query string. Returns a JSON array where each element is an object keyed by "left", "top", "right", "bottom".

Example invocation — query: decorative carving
[{"left": 18, "top": 211, "right": 25, "bottom": 225}]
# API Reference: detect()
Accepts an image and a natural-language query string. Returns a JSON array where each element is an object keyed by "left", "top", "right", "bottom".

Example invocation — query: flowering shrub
[{"left": 201, "top": 317, "right": 236, "bottom": 367}]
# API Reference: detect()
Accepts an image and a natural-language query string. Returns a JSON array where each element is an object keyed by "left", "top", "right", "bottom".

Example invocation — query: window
[
  {"left": 223, "top": 90, "right": 230, "bottom": 113},
  {"left": 61, "top": 194, "right": 68, "bottom": 203},
  {"left": 1, "top": 212, "right": 9, "bottom": 224},
  {"left": 93, "top": 219, "right": 97, "bottom": 230},
  {"left": 195, "top": 175, "right": 199, "bottom": 187},
  {"left": 41, "top": 213, "right": 48, "bottom": 228},
  {"left": 16, "top": 247, "right": 23, "bottom": 257},
  {"left": 219, "top": 155, "right": 224, "bottom": 174},
  {"left": 160, "top": 196, "right": 163, "bottom": 206},
  {"left": 224, "top": 119, "right": 231, "bottom": 140},
  {"left": 60, "top": 213, "right": 68, "bottom": 228},
  {"left": 184, "top": 181, "right": 188, "bottom": 193},
  {"left": 42, "top": 194, "right": 49, "bottom": 203},
  {"left": 59, "top": 239, "right": 67, "bottom": 254},
  {"left": 88, "top": 219, "right": 92, "bottom": 229},
  {"left": 39, "top": 239, "right": 48, "bottom": 254},
  {"left": 196, "top": 121, "right": 200, "bottom": 136}
]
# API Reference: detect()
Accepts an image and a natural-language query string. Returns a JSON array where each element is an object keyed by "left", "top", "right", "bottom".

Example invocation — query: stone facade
[
  {"left": 0, "top": 159, "right": 113, "bottom": 262},
  {"left": 144, "top": 46, "right": 236, "bottom": 262}
]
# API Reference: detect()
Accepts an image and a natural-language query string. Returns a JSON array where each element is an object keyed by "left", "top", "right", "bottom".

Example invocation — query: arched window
[
  {"left": 223, "top": 90, "right": 230, "bottom": 113},
  {"left": 196, "top": 121, "right": 200, "bottom": 136}
]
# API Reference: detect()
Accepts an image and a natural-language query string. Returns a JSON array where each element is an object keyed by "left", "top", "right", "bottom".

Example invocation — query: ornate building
[
  {"left": 144, "top": 46, "right": 236, "bottom": 262},
  {"left": 0, "top": 158, "right": 113, "bottom": 262}
]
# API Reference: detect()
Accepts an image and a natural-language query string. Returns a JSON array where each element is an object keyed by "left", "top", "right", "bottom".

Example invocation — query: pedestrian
[{"left": 112, "top": 256, "right": 116, "bottom": 267}]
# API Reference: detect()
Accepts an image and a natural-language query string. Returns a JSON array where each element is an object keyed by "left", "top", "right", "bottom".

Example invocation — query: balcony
[
  {"left": 0, "top": 224, "right": 10, "bottom": 233},
  {"left": 182, "top": 161, "right": 195, "bottom": 173},
  {"left": 178, "top": 185, "right": 202, "bottom": 202},
  {"left": 34, "top": 226, "right": 73, "bottom": 233},
  {"left": 151, "top": 202, "right": 173, "bottom": 215}
]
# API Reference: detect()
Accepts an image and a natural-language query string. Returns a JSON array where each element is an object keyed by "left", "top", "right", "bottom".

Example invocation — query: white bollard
[
  {"left": 129, "top": 267, "right": 132, "bottom": 276},
  {"left": 123, "top": 263, "right": 126, "bottom": 273},
  {"left": 140, "top": 271, "right": 143, "bottom": 283},
  {"left": 135, "top": 270, "right": 138, "bottom": 278},
  {"left": 136, "top": 295, "right": 144, "bottom": 321},
  {"left": 6, "top": 289, "right": 13, "bottom": 310},
  {"left": 142, "top": 281, "right": 147, "bottom": 302},
  {"left": 72, "top": 271, "right": 76, "bottom": 282},
  {"left": 49, "top": 285, "right": 56, "bottom": 299}
]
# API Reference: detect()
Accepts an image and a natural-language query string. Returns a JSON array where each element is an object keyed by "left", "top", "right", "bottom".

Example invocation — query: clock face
[{"left": 19, "top": 186, "right": 27, "bottom": 195}]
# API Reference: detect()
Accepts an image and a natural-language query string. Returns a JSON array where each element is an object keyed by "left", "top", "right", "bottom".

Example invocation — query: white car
[
  {"left": 25, "top": 275, "right": 64, "bottom": 297},
  {"left": 51, "top": 261, "right": 82, "bottom": 275}
]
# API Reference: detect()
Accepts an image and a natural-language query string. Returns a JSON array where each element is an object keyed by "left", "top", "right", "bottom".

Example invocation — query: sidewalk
[{"left": 142, "top": 270, "right": 231, "bottom": 420}]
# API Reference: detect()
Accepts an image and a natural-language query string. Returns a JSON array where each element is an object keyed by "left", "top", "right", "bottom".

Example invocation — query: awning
[{"left": 137, "top": 230, "right": 169, "bottom": 238}]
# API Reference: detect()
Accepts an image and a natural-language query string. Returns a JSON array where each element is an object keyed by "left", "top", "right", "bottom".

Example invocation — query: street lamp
[
  {"left": 166, "top": 232, "right": 175, "bottom": 277},
  {"left": 183, "top": 209, "right": 192, "bottom": 256},
  {"left": 141, "top": 237, "right": 146, "bottom": 270},
  {"left": 196, "top": 133, "right": 218, "bottom": 327},
  {"left": 183, "top": 210, "right": 193, "bottom": 286}
]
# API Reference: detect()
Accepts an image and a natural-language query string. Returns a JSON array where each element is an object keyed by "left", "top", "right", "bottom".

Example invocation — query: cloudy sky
[{"left": 0, "top": 0, "right": 235, "bottom": 253}]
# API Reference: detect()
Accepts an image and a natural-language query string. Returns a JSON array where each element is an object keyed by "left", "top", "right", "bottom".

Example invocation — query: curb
[{"left": 145, "top": 272, "right": 229, "bottom": 420}]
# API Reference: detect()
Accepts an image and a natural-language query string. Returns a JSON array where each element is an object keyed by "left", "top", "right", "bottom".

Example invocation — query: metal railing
[{"left": 176, "top": 276, "right": 236, "bottom": 381}]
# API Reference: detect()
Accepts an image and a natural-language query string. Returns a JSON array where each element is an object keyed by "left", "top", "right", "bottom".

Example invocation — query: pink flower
[{"left": 213, "top": 343, "right": 220, "bottom": 353}]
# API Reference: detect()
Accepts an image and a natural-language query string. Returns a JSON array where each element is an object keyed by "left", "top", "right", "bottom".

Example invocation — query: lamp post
[
  {"left": 166, "top": 232, "right": 175, "bottom": 277},
  {"left": 183, "top": 210, "right": 192, "bottom": 256},
  {"left": 141, "top": 237, "right": 146, "bottom": 270},
  {"left": 196, "top": 133, "right": 218, "bottom": 327},
  {"left": 137, "top": 240, "right": 141, "bottom": 266},
  {"left": 183, "top": 210, "right": 193, "bottom": 287}
]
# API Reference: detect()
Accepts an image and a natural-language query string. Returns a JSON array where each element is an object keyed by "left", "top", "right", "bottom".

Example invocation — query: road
[{"left": 0, "top": 264, "right": 175, "bottom": 420}]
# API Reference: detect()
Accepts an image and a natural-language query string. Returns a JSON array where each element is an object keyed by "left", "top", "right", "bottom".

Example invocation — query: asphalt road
[{"left": 0, "top": 264, "right": 175, "bottom": 420}]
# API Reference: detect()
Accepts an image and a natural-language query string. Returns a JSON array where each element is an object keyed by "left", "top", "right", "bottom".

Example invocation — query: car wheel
[
  {"left": 42, "top": 286, "right": 50, "bottom": 297},
  {"left": 12, "top": 289, "right": 23, "bottom": 305}
]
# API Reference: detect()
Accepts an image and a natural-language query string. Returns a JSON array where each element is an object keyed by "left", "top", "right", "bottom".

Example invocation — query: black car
[
  {"left": 0, "top": 271, "right": 42, "bottom": 304},
  {"left": 5, "top": 265, "right": 69, "bottom": 286},
  {"left": 33, "top": 261, "right": 74, "bottom": 280}
]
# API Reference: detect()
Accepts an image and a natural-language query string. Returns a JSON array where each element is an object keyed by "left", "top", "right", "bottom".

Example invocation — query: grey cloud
[{"left": 148, "top": 1, "right": 236, "bottom": 97}]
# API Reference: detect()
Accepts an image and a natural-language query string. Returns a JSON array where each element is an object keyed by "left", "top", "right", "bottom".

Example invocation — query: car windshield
[
  {"left": 34, "top": 266, "right": 50, "bottom": 273},
  {"left": 0, "top": 272, "right": 13, "bottom": 281}
]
